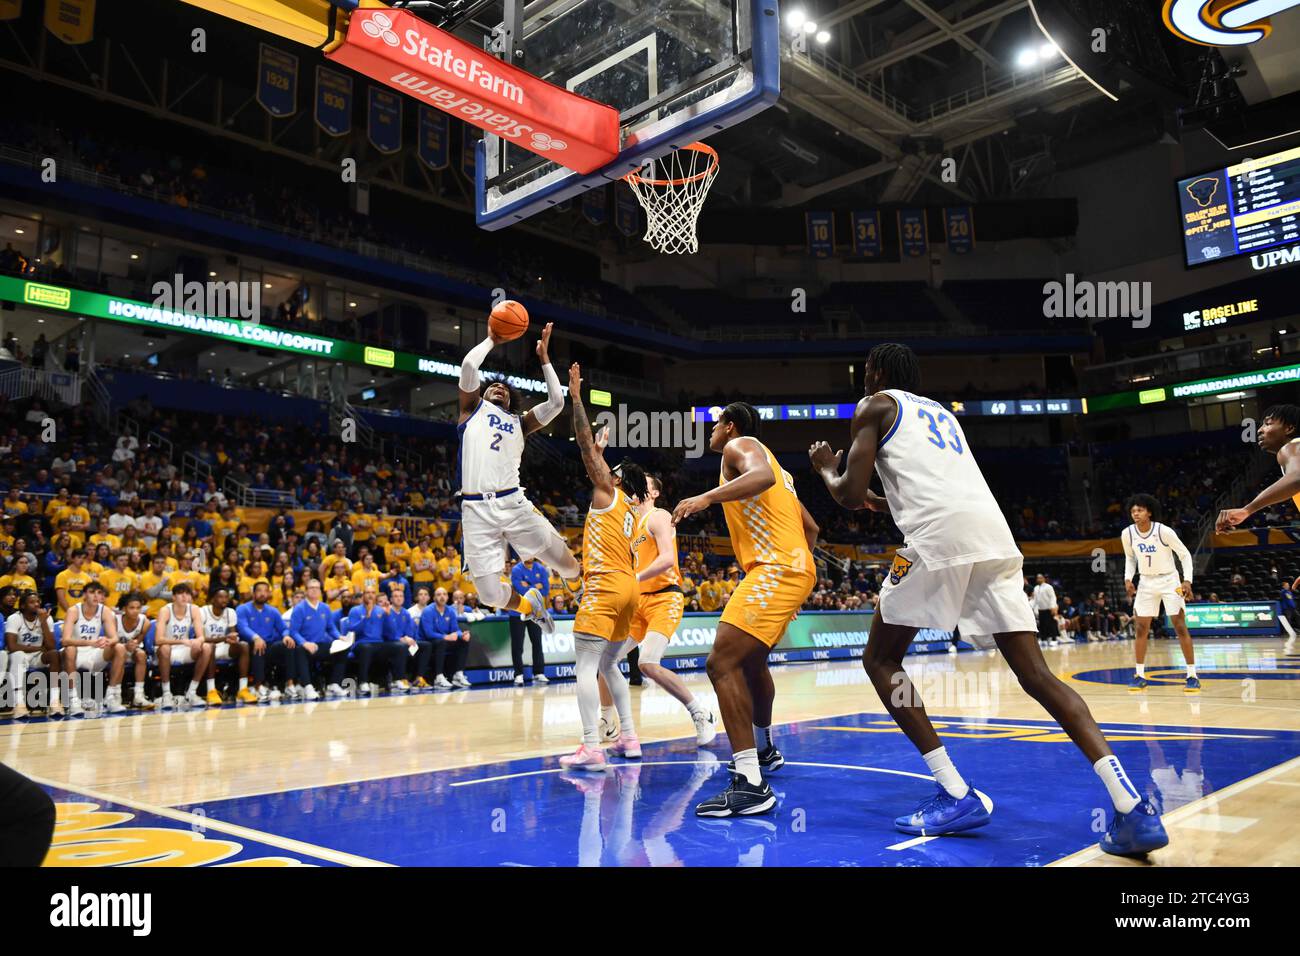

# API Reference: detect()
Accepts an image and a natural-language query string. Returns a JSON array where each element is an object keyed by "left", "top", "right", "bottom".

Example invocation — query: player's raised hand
[
  {"left": 672, "top": 494, "right": 709, "bottom": 525},
  {"left": 536, "top": 322, "right": 554, "bottom": 364},
  {"left": 808, "top": 441, "right": 842, "bottom": 473},
  {"left": 1216, "top": 507, "right": 1249, "bottom": 532},
  {"left": 568, "top": 362, "right": 582, "bottom": 394},
  {"left": 594, "top": 424, "right": 609, "bottom": 452}
]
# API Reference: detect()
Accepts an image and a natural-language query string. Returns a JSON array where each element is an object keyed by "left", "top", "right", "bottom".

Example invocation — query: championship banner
[
  {"left": 581, "top": 185, "right": 608, "bottom": 225},
  {"left": 325, "top": 6, "right": 619, "bottom": 174},
  {"left": 44, "top": 0, "right": 94, "bottom": 44},
  {"left": 944, "top": 206, "right": 975, "bottom": 254},
  {"left": 417, "top": 106, "right": 449, "bottom": 169},
  {"left": 851, "top": 209, "right": 882, "bottom": 257},
  {"left": 899, "top": 208, "right": 928, "bottom": 257},
  {"left": 367, "top": 87, "right": 402, "bottom": 153},
  {"left": 615, "top": 185, "right": 638, "bottom": 237},
  {"left": 257, "top": 44, "right": 298, "bottom": 118},
  {"left": 0, "top": 0, "right": 22, "bottom": 22},
  {"left": 461, "top": 126, "right": 477, "bottom": 180},
  {"left": 314, "top": 66, "right": 352, "bottom": 137},
  {"left": 806, "top": 211, "right": 834, "bottom": 258}
]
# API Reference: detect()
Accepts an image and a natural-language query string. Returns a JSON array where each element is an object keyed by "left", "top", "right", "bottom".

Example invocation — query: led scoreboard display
[
  {"left": 691, "top": 398, "right": 1085, "bottom": 421},
  {"left": 1178, "top": 145, "right": 1300, "bottom": 268}
]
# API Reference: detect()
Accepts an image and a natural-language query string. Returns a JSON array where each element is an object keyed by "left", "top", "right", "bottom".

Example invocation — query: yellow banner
[
  {"left": 176, "top": 0, "right": 351, "bottom": 50},
  {"left": 0, "top": 0, "right": 22, "bottom": 22},
  {"left": 44, "top": 0, "right": 95, "bottom": 45}
]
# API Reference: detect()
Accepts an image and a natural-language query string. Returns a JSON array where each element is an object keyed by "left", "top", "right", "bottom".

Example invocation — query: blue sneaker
[
  {"left": 1100, "top": 799, "right": 1169, "bottom": 856},
  {"left": 1129, "top": 675, "right": 1147, "bottom": 691},
  {"left": 1184, "top": 676, "right": 1201, "bottom": 693},
  {"left": 894, "top": 784, "right": 991, "bottom": 836}
]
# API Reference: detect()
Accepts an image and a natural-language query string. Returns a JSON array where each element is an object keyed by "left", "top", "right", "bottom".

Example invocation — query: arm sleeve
[
  {"left": 528, "top": 363, "right": 565, "bottom": 426},
  {"left": 1167, "top": 528, "right": 1194, "bottom": 582},
  {"left": 1122, "top": 528, "right": 1136, "bottom": 582},
  {"left": 459, "top": 337, "right": 495, "bottom": 392}
]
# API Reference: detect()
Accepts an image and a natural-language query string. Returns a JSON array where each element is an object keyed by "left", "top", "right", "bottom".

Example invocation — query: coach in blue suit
[{"left": 508, "top": 558, "right": 550, "bottom": 684}]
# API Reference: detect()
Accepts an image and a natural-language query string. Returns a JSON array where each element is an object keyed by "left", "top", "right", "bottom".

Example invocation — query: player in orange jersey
[
  {"left": 1218, "top": 404, "right": 1300, "bottom": 532},
  {"left": 673, "top": 402, "right": 819, "bottom": 816},
  {"left": 559, "top": 363, "right": 650, "bottom": 772}
]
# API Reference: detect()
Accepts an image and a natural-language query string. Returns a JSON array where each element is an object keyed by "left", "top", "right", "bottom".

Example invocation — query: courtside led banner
[
  {"left": 1092, "top": 361, "right": 1300, "bottom": 411},
  {"left": 1176, "top": 602, "right": 1278, "bottom": 636},
  {"left": 325, "top": 7, "right": 618, "bottom": 174},
  {"left": 0, "top": 277, "right": 557, "bottom": 396}
]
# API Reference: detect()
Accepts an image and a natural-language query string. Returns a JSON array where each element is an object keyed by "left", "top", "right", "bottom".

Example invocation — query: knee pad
[{"left": 637, "top": 633, "right": 669, "bottom": 666}]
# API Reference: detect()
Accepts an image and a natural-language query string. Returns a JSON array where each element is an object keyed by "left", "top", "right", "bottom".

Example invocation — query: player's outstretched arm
[
  {"left": 812, "top": 394, "right": 892, "bottom": 511},
  {"left": 458, "top": 325, "right": 505, "bottom": 422},
  {"left": 569, "top": 363, "right": 615, "bottom": 505},
  {"left": 636, "top": 510, "right": 678, "bottom": 583},
  {"left": 1217, "top": 442, "right": 1300, "bottom": 531},
  {"left": 522, "top": 323, "right": 564, "bottom": 436},
  {"left": 672, "top": 438, "right": 775, "bottom": 524}
]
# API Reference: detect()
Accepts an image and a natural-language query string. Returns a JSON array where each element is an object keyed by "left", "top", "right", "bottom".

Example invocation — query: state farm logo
[
  {"left": 361, "top": 12, "right": 401, "bottom": 47},
  {"left": 1162, "top": 0, "right": 1298, "bottom": 46},
  {"left": 531, "top": 131, "right": 567, "bottom": 153}
]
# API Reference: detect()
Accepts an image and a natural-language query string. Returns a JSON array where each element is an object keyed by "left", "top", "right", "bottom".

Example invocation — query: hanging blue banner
[
  {"left": 461, "top": 125, "right": 478, "bottom": 180},
  {"left": 417, "top": 106, "right": 449, "bottom": 170},
  {"left": 615, "top": 185, "right": 638, "bottom": 237},
  {"left": 367, "top": 87, "right": 402, "bottom": 154},
  {"left": 899, "top": 208, "right": 928, "bottom": 258},
  {"left": 851, "top": 210, "right": 882, "bottom": 258},
  {"left": 944, "top": 206, "right": 975, "bottom": 254},
  {"left": 582, "top": 186, "right": 608, "bottom": 225},
  {"left": 257, "top": 44, "right": 298, "bottom": 118},
  {"left": 806, "top": 212, "right": 834, "bottom": 259},
  {"left": 314, "top": 66, "right": 351, "bottom": 137}
]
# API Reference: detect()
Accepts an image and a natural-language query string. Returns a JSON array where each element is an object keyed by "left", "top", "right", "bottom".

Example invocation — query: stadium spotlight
[
  {"left": 786, "top": 8, "right": 806, "bottom": 31},
  {"left": 803, "top": 20, "right": 819, "bottom": 34},
  {"left": 816, "top": 30, "right": 831, "bottom": 44},
  {"left": 1015, "top": 47, "right": 1039, "bottom": 68},
  {"left": 1039, "top": 41, "right": 1059, "bottom": 59}
]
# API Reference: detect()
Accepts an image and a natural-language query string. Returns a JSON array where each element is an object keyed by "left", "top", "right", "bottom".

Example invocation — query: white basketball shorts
[
  {"left": 74, "top": 646, "right": 111, "bottom": 672},
  {"left": 460, "top": 493, "right": 568, "bottom": 577},
  {"left": 1134, "top": 572, "right": 1184, "bottom": 618},
  {"left": 878, "top": 545, "right": 1037, "bottom": 635}
]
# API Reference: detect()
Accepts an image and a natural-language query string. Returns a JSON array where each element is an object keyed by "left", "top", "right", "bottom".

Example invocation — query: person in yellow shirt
[
  {"left": 428, "top": 519, "right": 447, "bottom": 550},
  {"left": 320, "top": 540, "right": 352, "bottom": 581},
  {"left": 171, "top": 552, "right": 208, "bottom": 606},
  {"left": 45, "top": 489, "right": 70, "bottom": 519},
  {"left": 271, "top": 570, "right": 297, "bottom": 614},
  {"left": 0, "top": 553, "right": 38, "bottom": 594},
  {"left": 61, "top": 494, "right": 91, "bottom": 539},
  {"left": 351, "top": 506, "right": 374, "bottom": 546},
  {"left": 138, "top": 554, "right": 174, "bottom": 616},
  {"left": 372, "top": 510, "right": 394, "bottom": 549},
  {"left": 88, "top": 519, "right": 122, "bottom": 552},
  {"left": 723, "top": 566, "right": 741, "bottom": 597},
  {"left": 55, "top": 548, "right": 94, "bottom": 619},
  {"left": 239, "top": 559, "right": 270, "bottom": 602},
  {"left": 410, "top": 537, "right": 437, "bottom": 586},
  {"left": 2, "top": 490, "right": 27, "bottom": 517},
  {"left": 698, "top": 571, "right": 725, "bottom": 612},
  {"left": 98, "top": 551, "right": 139, "bottom": 609},
  {"left": 156, "top": 541, "right": 180, "bottom": 573},
  {"left": 325, "top": 562, "right": 353, "bottom": 612},
  {"left": 435, "top": 547, "right": 458, "bottom": 590},
  {"left": 212, "top": 505, "right": 239, "bottom": 542},
  {"left": 86, "top": 543, "right": 111, "bottom": 578},
  {"left": 383, "top": 528, "right": 411, "bottom": 575},
  {"left": 350, "top": 551, "right": 391, "bottom": 595}
]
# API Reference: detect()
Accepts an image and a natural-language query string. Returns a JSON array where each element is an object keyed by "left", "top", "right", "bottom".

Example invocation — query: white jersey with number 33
[{"left": 872, "top": 388, "right": 1021, "bottom": 570}]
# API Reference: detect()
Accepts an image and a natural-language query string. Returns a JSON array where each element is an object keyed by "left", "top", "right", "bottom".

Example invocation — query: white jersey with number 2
[
  {"left": 458, "top": 400, "right": 525, "bottom": 495},
  {"left": 872, "top": 388, "right": 1021, "bottom": 570}
]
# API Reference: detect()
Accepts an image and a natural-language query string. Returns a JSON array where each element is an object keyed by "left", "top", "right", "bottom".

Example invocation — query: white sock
[
  {"left": 1186, "top": 664, "right": 1196, "bottom": 678},
  {"left": 1094, "top": 754, "right": 1141, "bottom": 813},
  {"left": 732, "top": 748, "right": 762, "bottom": 786},
  {"left": 1135, "top": 663, "right": 1145, "bottom": 677},
  {"left": 575, "top": 636, "right": 605, "bottom": 747},
  {"left": 754, "top": 724, "right": 773, "bottom": 752},
  {"left": 922, "top": 746, "right": 969, "bottom": 799},
  {"left": 601, "top": 704, "right": 617, "bottom": 725},
  {"left": 686, "top": 696, "right": 706, "bottom": 718},
  {"left": 601, "top": 649, "right": 634, "bottom": 736},
  {"left": 187, "top": 680, "right": 200, "bottom": 696},
  {"left": 1280, "top": 616, "right": 1296, "bottom": 638},
  {"left": 133, "top": 685, "right": 145, "bottom": 702},
  {"left": 239, "top": 677, "right": 248, "bottom": 690}
]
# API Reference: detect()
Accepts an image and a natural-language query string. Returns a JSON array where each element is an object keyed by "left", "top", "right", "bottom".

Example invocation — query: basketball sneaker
[
  {"left": 302, "top": 684, "right": 320, "bottom": 701},
  {"left": 695, "top": 772, "right": 776, "bottom": 817},
  {"left": 522, "top": 588, "right": 555, "bottom": 635},
  {"left": 727, "top": 745, "right": 784, "bottom": 774},
  {"left": 434, "top": 674, "right": 453, "bottom": 689},
  {"left": 413, "top": 677, "right": 431, "bottom": 691},
  {"left": 67, "top": 698, "right": 86, "bottom": 719},
  {"left": 513, "top": 675, "right": 525, "bottom": 686},
  {"left": 1184, "top": 676, "right": 1201, "bottom": 693},
  {"left": 325, "top": 683, "right": 345, "bottom": 699},
  {"left": 452, "top": 672, "right": 471, "bottom": 688},
  {"left": 104, "top": 693, "right": 127, "bottom": 715},
  {"left": 534, "top": 674, "right": 549, "bottom": 684},
  {"left": 268, "top": 688, "right": 283, "bottom": 702},
  {"left": 236, "top": 688, "right": 259, "bottom": 704},
  {"left": 159, "top": 691, "right": 176, "bottom": 710},
  {"left": 894, "top": 784, "right": 991, "bottom": 835},
  {"left": 205, "top": 689, "right": 223, "bottom": 706},
  {"left": 692, "top": 709, "right": 718, "bottom": 746},
  {"left": 184, "top": 690, "right": 208, "bottom": 708},
  {"left": 1100, "top": 799, "right": 1169, "bottom": 856},
  {"left": 1129, "top": 675, "right": 1147, "bottom": 691},
  {"left": 559, "top": 744, "right": 608, "bottom": 772},
  {"left": 609, "top": 732, "right": 641, "bottom": 759}
]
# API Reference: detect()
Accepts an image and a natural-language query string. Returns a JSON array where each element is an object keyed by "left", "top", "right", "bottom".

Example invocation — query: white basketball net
[{"left": 622, "top": 143, "right": 719, "bottom": 255}]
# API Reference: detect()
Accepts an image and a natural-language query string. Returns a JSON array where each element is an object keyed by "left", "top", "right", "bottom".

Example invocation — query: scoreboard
[
  {"left": 1178, "top": 145, "right": 1300, "bottom": 268},
  {"left": 691, "top": 398, "right": 1085, "bottom": 422}
]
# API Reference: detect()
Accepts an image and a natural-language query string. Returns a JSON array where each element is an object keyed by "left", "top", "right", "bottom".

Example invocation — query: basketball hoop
[{"left": 621, "top": 142, "right": 719, "bottom": 255}]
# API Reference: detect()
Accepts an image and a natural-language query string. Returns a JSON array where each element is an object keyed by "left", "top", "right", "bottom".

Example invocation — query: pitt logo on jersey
[
  {"left": 1162, "top": 0, "right": 1293, "bottom": 47},
  {"left": 486, "top": 413, "right": 515, "bottom": 433},
  {"left": 1137, "top": 542, "right": 1158, "bottom": 556},
  {"left": 889, "top": 553, "right": 912, "bottom": 585}
]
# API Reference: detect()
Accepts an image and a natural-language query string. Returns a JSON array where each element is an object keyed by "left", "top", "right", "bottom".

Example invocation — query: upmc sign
[{"left": 326, "top": 9, "right": 618, "bottom": 174}]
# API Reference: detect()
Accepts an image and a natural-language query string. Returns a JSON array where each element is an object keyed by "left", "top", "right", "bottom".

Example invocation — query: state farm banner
[{"left": 325, "top": 7, "right": 618, "bottom": 175}]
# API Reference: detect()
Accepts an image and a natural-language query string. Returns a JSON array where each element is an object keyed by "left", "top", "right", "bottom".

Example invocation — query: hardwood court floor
[{"left": 8, "top": 637, "right": 1298, "bottom": 867}]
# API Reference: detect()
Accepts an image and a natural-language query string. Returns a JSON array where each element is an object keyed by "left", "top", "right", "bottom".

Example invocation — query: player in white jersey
[
  {"left": 811, "top": 343, "right": 1167, "bottom": 856},
  {"left": 115, "top": 593, "right": 155, "bottom": 710},
  {"left": 198, "top": 585, "right": 254, "bottom": 706},
  {"left": 154, "top": 582, "right": 211, "bottom": 709},
  {"left": 456, "top": 319, "right": 581, "bottom": 630},
  {"left": 4, "top": 591, "right": 57, "bottom": 719},
  {"left": 61, "top": 582, "right": 125, "bottom": 717},
  {"left": 1121, "top": 494, "right": 1198, "bottom": 692}
]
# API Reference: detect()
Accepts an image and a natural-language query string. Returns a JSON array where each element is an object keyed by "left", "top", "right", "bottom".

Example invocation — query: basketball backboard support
[{"left": 475, "top": 0, "right": 780, "bottom": 230}]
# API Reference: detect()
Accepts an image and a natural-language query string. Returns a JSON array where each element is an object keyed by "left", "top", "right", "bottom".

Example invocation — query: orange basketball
[{"left": 489, "top": 300, "right": 529, "bottom": 342}]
